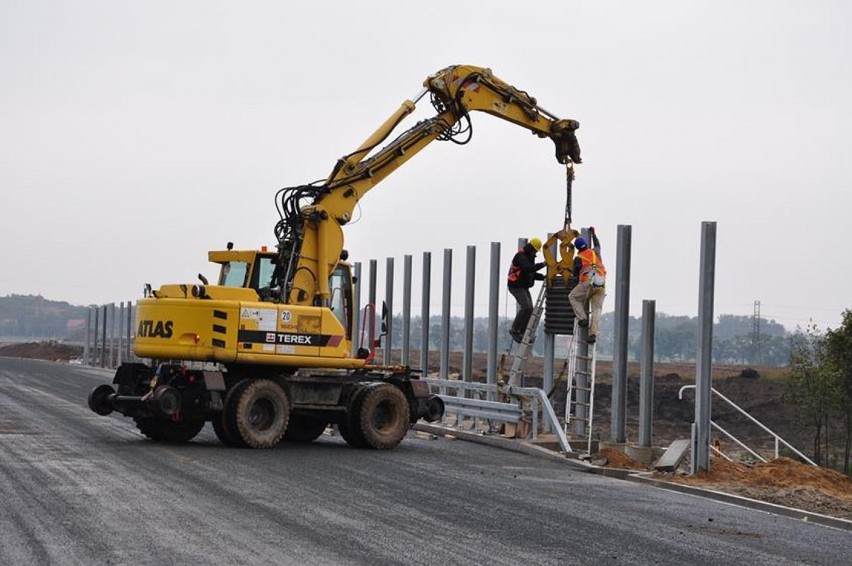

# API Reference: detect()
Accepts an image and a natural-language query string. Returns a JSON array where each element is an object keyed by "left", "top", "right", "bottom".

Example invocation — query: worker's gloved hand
[{"left": 589, "top": 226, "right": 595, "bottom": 234}]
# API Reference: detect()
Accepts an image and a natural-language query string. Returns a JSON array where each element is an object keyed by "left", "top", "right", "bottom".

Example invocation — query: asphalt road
[{"left": 0, "top": 357, "right": 848, "bottom": 566}]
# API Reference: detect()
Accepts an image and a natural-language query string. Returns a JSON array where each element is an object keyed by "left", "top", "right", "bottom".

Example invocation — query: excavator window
[
  {"left": 219, "top": 262, "right": 249, "bottom": 287},
  {"left": 250, "top": 256, "right": 276, "bottom": 291},
  {"left": 329, "top": 265, "right": 352, "bottom": 339}
]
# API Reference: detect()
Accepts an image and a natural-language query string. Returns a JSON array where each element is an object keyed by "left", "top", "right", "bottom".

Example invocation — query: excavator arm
[{"left": 274, "top": 64, "right": 581, "bottom": 307}]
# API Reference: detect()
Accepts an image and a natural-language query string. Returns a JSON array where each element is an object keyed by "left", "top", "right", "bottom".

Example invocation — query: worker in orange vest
[{"left": 568, "top": 227, "right": 606, "bottom": 344}]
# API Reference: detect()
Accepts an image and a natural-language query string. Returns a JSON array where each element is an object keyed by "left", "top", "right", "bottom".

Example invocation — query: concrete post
[
  {"left": 384, "top": 257, "right": 394, "bottom": 366},
  {"left": 440, "top": 249, "right": 452, "bottom": 379},
  {"left": 402, "top": 255, "right": 412, "bottom": 365},
  {"left": 421, "top": 252, "right": 431, "bottom": 376},
  {"left": 639, "top": 299, "right": 656, "bottom": 447},
  {"left": 368, "top": 259, "right": 377, "bottom": 356},
  {"left": 611, "top": 225, "right": 632, "bottom": 444},
  {"left": 487, "top": 242, "right": 500, "bottom": 388},
  {"left": 692, "top": 221, "right": 717, "bottom": 474},
  {"left": 462, "top": 246, "right": 475, "bottom": 382}
]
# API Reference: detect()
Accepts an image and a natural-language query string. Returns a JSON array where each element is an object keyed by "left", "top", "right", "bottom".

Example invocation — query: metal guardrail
[
  {"left": 679, "top": 384, "right": 817, "bottom": 466},
  {"left": 424, "top": 378, "right": 572, "bottom": 454}
]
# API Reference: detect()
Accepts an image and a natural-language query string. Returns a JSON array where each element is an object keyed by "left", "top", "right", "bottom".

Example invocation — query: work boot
[
  {"left": 509, "top": 329, "right": 523, "bottom": 343},
  {"left": 578, "top": 319, "right": 589, "bottom": 328},
  {"left": 587, "top": 334, "right": 597, "bottom": 344}
]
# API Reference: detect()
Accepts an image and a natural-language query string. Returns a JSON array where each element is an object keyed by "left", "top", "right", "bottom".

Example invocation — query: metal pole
[
  {"left": 83, "top": 307, "right": 91, "bottom": 365},
  {"left": 487, "top": 242, "right": 500, "bottom": 387},
  {"left": 384, "top": 257, "right": 394, "bottom": 366},
  {"left": 108, "top": 303, "right": 116, "bottom": 368},
  {"left": 100, "top": 305, "right": 107, "bottom": 368},
  {"left": 368, "top": 259, "right": 377, "bottom": 356},
  {"left": 440, "top": 249, "right": 452, "bottom": 379},
  {"left": 402, "top": 255, "right": 412, "bottom": 366},
  {"left": 692, "top": 221, "right": 717, "bottom": 474},
  {"left": 117, "top": 302, "right": 125, "bottom": 366},
  {"left": 462, "top": 246, "right": 475, "bottom": 382},
  {"left": 93, "top": 307, "right": 99, "bottom": 367},
  {"left": 421, "top": 252, "right": 431, "bottom": 376},
  {"left": 639, "top": 299, "right": 656, "bottom": 447},
  {"left": 126, "top": 302, "right": 133, "bottom": 360},
  {"left": 611, "top": 225, "right": 632, "bottom": 444},
  {"left": 352, "top": 262, "right": 362, "bottom": 356}
]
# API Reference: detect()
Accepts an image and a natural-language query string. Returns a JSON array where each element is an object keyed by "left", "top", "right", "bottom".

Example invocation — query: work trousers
[
  {"left": 569, "top": 280, "right": 605, "bottom": 337},
  {"left": 508, "top": 286, "right": 533, "bottom": 335}
]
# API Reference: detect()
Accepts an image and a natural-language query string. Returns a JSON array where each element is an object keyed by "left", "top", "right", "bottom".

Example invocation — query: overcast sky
[{"left": 2, "top": 1, "right": 849, "bottom": 331}]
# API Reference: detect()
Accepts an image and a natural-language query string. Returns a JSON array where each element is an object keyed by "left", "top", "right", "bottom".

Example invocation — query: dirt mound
[
  {"left": 0, "top": 341, "right": 82, "bottom": 362},
  {"left": 658, "top": 457, "right": 852, "bottom": 520},
  {"left": 595, "top": 447, "right": 648, "bottom": 471}
]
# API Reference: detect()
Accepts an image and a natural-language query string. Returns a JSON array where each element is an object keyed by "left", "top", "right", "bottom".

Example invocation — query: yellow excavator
[{"left": 88, "top": 64, "right": 582, "bottom": 450}]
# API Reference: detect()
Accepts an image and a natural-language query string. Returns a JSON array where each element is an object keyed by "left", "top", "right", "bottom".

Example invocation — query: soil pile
[{"left": 0, "top": 341, "right": 81, "bottom": 361}]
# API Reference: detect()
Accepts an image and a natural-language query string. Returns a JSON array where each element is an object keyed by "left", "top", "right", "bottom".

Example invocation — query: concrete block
[{"left": 654, "top": 438, "right": 691, "bottom": 472}]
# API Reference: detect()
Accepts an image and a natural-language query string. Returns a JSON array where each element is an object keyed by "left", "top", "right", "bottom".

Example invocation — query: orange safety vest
[{"left": 578, "top": 249, "right": 606, "bottom": 284}]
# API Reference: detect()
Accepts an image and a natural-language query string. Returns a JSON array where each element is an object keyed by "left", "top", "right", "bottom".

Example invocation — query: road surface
[{"left": 0, "top": 357, "right": 848, "bottom": 565}]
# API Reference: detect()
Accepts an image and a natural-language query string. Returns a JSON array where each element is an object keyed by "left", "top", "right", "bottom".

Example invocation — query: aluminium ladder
[{"left": 563, "top": 319, "right": 598, "bottom": 455}]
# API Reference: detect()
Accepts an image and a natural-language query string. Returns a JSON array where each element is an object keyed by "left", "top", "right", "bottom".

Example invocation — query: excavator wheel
[
  {"left": 231, "top": 379, "right": 290, "bottom": 449},
  {"left": 356, "top": 384, "right": 410, "bottom": 450},
  {"left": 133, "top": 416, "right": 205, "bottom": 443},
  {"left": 213, "top": 379, "right": 252, "bottom": 447},
  {"left": 283, "top": 414, "right": 328, "bottom": 443},
  {"left": 337, "top": 386, "right": 369, "bottom": 449}
]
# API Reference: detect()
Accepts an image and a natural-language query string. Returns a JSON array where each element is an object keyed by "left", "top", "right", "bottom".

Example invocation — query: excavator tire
[
  {"left": 337, "top": 386, "right": 369, "bottom": 449},
  {"left": 231, "top": 379, "right": 290, "bottom": 449},
  {"left": 133, "top": 416, "right": 205, "bottom": 443},
  {"left": 283, "top": 414, "right": 328, "bottom": 443},
  {"left": 356, "top": 384, "right": 410, "bottom": 450},
  {"left": 214, "top": 379, "right": 252, "bottom": 447}
]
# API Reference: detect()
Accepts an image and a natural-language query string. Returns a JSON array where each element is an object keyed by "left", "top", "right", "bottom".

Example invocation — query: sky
[{"left": 1, "top": 0, "right": 849, "bottom": 331}]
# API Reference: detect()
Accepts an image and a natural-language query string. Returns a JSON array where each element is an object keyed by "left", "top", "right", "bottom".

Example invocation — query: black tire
[
  {"left": 133, "top": 416, "right": 205, "bottom": 443},
  {"left": 356, "top": 384, "right": 410, "bottom": 450},
  {"left": 214, "top": 379, "right": 252, "bottom": 447},
  {"left": 133, "top": 416, "right": 166, "bottom": 441},
  {"left": 283, "top": 414, "right": 328, "bottom": 443},
  {"left": 337, "top": 386, "right": 369, "bottom": 449},
  {"left": 231, "top": 379, "right": 290, "bottom": 449}
]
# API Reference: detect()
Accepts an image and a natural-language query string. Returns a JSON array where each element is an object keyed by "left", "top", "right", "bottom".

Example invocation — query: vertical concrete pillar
[
  {"left": 440, "top": 249, "right": 452, "bottom": 379},
  {"left": 487, "top": 242, "right": 500, "bottom": 387},
  {"left": 421, "top": 252, "right": 431, "bottom": 376},
  {"left": 611, "top": 225, "right": 632, "bottom": 444},
  {"left": 384, "top": 257, "right": 394, "bottom": 366},
  {"left": 692, "top": 221, "right": 717, "bottom": 474},
  {"left": 462, "top": 246, "right": 475, "bottom": 382},
  {"left": 402, "top": 255, "right": 412, "bottom": 365},
  {"left": 639, "top": 299, "right": 656, "bottom": 447}
]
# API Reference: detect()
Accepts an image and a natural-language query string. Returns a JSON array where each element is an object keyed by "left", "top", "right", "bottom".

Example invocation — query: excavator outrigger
[{"left": 88, "top": 64, "right": 582, "bottom": 451}]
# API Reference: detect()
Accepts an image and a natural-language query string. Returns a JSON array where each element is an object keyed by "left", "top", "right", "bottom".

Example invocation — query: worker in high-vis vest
[
  {"left": 568, "top": 227, "right": 606, "bottom": 344},
  {"left": 507, "top": 237, "right": 546, "bottom": 343}
]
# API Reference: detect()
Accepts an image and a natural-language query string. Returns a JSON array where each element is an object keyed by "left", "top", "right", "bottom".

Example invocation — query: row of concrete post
[
  {"left": 81, "top": 301, "right": 135, "bottom": 368},
  {"left": 353, "top": 222, "right": 717, "bottom": 472}
]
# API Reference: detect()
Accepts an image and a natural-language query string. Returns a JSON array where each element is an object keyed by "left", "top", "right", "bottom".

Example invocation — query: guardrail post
[{"left": 421, "top": 252, "right": 431, "bottom": 376}]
